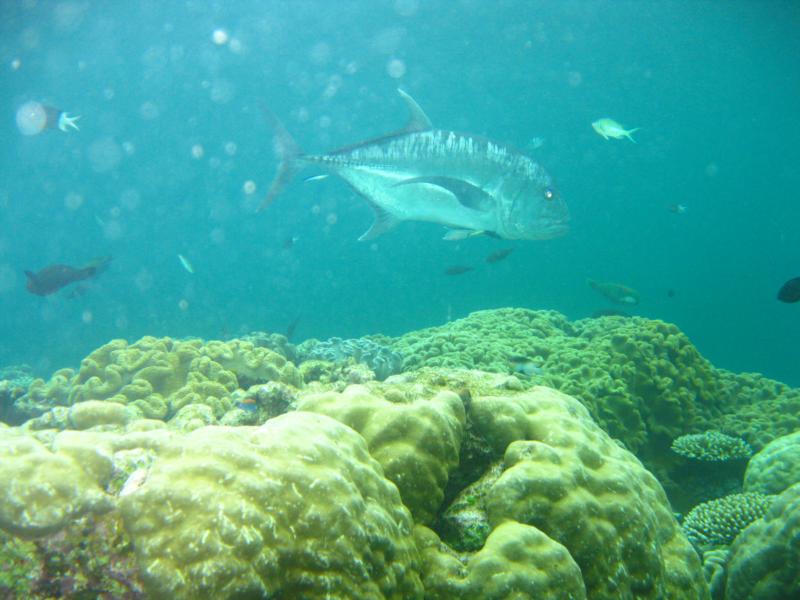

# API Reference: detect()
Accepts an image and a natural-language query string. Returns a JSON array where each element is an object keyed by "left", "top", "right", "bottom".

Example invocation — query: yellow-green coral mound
[
  {"left": 297, "top": 384, "right": 465, "bottom": 524},
  {"left": 390, "top": 309, "right": 720, "bottom": 458},
  {"left": 21, "top": 336, "right": 301, "bottom": 421},
  {"left": 0, "top": 428, "right": 114, "bottom": 539},
  {"left": 470, "top": 387, "right": 709, "bottom": 599},
  {"left": 415, "top": 521, "right": 586, "bottom": 599},
  {"left": 725, "top": 482, "right": 800, "bottom": 600},
  {"left": 118, "top": 412, "right": 423, "bottom": 600}
]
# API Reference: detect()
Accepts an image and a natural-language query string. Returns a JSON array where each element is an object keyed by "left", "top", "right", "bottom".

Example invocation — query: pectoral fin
[
  {"left": 359, "top": 203, "right": 400, "bottom": 241},
  {"left": 393, "top": 176, "right": 493, "bottom": 212}
]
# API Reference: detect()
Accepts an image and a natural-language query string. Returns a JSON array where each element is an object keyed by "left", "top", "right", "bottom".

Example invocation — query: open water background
[{"left": 0, "top": 0, "right": 798, "bottom": 385}]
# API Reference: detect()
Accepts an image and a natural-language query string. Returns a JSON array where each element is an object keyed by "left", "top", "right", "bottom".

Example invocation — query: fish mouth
[{"left": 533, "top": 221, "right": 570, "bottom": 240}]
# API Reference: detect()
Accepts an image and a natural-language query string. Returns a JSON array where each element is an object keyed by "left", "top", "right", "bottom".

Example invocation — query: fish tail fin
[
  {"left": 626, "top": 128, "right": 640, "bottom": 143},
  {"left": 258, "top": 102, "right": 303, "bottom": 212}
]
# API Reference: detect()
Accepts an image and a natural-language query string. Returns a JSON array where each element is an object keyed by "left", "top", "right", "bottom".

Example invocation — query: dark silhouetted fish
[
  {"left": 25, "top": 256, "right": 111, "bottom": 296},
  {"left": 285, "top": 316, "right": 301, "bottom": 341},
  {"left": 486, "top": 247, "right": 514, "bottom": 264},
  {"left": 444, "top": 265, "right": 474, "bottom": 276},
  {"left": 587, "top": 279, "right": 640, "bottom": 305},
  {"left": 777, "top": 277, "right": 800, "bottom": 303},
  {"left": 259, "top": 90, "right": 569, "bottom": 241}
]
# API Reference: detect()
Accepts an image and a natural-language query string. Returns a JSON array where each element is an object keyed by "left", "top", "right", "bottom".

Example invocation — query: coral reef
[
  {"left": 297, "top": 336, "right": 404, "bottom": 380},
  {"left": 743, "top": 430, "right": 800, "bottom": 496},
  {"left": 0, "top": 428, "right": 114, "bottom": 539},
  {"left": 724, "top": 482, "right": 800, "bottom": 600},
  {"left": 10, "top": 306, "right": 799, "bottom": 598},
  {"left": 464, "top": 386, "right": 708, "bottom": 599},
  {"left": 671, "top": 431, "right": 753, "bottom": 462},
  {"left": 390, "top": 309, "right": 721, "bottom": 466},
  {"left": 17, "top": 336, "right": 301, "bottom": 422},
  {"left": 682, "top": 492, "right": 774, "bottom": 552},
  {"left": 119, "top": 413, "right": 423, "bottom": 599},
  {"left": 415, "top": 521, "right": 586, "bottom": 599},
  {"left": 297, "top": 385, "right": 465, "bottom": 524}
]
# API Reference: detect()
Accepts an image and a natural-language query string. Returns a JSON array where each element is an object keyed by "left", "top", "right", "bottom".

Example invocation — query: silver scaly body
[{"left": 260, "top": 90, "right": 569, "bottom": 241}]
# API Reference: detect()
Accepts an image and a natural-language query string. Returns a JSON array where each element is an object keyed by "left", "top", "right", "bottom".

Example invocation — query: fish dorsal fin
[
  {"left": 397, "top": 89, "right": 433, "bottom": 132},
  {"left": 358, "top": 203, "right": 400, "bottom": 241},
  {"left": 394, "top": 176, "right": 494, "bottom": 212}
]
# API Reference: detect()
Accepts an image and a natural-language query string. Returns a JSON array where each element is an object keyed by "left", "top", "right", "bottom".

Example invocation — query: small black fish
[
  {"left": 667, "top": 289, "right": 676, "bottom": 298},
  {"left": 445, "top": 265, "right": 474, "bottom": 276},
  {"left": 486, "top": 248, "right": 514, "bottom": 264},
  {"left": 777, "top": 276, "right": 800, "bottom": 303}
]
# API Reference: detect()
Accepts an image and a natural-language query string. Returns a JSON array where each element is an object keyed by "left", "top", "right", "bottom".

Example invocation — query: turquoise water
[{"left": 1, "top": 0, "right": 798, "bottom": 384}]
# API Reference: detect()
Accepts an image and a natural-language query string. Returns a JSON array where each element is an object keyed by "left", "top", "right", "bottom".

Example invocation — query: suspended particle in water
[
  {"left": 394, "top": 0, "right": 419, "bottom": 16},
  {"left": 139, "top": 101, "right": 159, "bottom": 120},
  {"left": 178, "top": 298, "right": 189, "bottom": 311},
  {"left": 15, "top": 101, "right": 47, "bottom": 135},
  {"left": 191, "top": 144, "right": 204, "bottom": 159},
  {"left": 243, "top": 180, "right": 256, "bottom": 194},
  {"left": 386, "top": 58, "right": 406, "bottom": 79},
  {"left": 10, "top": 58, "right": 21, "bottom": 70},
  {"left": 228, "top": 38, "right": 243, "bottom": 54},
  {"left": 64, "top": 192, "right": 84, "bottom": 211},
  {"left": 210, "top": 227, "right": 226, "bottom": 244},
  {"left": 224, "top": 141, "right": 237, "bottom": 156},
  {"left": 326, "top": 213, "right": 338, "bottom": 226},
  {"left": 212, "top": 29, "right": 229, "bottom": 45},
  {"left": 82, "top": 310, "right": 93, "bottom": 324}
]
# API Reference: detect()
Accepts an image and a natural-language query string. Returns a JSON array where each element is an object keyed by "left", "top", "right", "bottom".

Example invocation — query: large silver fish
[{"left": 259, "top": 90, "right": 569, "bottom": 241}]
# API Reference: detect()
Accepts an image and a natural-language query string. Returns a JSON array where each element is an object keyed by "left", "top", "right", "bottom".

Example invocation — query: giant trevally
[{"left": 258, "top": 90, "right": 569, "bottom": 241}]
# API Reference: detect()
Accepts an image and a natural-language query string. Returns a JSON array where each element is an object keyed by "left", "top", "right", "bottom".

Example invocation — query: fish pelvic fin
[
  {"left": 397, "top": 89, "right": 433, "bottom": 132},
  {"left": 258, "top": 102, "right": 303, "bottom": 212},
  {"left": 358, "top": 203, "right": 401, "bottom": 241},
  {"left": 625, "top": 128, "right": 640, "bottom": 143}
]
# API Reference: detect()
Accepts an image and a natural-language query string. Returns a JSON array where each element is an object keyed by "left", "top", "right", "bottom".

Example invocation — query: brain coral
[
  {"left": 119, "top": 412, "right": 423, "bottom": 599},
  {"left": 464, "top": 386, "right": 709, "bottom": 599},
  {"left": 297, "top": 384, "right": 465, "bottom": 524},
  {"left": 744, "top": 430, "right": 800, "bottom": 495},
  {"left": 19, "top": 336, "right": 301, "bottom": 421},
  {"left": 725, "top": 482, "right": 800, "bottom": 600},
  {"left": 0, "top": 428, "right": 114, "bottom": 539}
]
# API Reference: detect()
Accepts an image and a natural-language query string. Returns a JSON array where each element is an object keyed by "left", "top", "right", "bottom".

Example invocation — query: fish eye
[{"left": 543, "top": 187, "right": 554, "bottom": 201}]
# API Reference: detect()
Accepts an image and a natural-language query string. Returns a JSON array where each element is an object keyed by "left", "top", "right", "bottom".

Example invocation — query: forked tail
[{"left": 257, "top": 103, "right": 303, "bottom": 212}]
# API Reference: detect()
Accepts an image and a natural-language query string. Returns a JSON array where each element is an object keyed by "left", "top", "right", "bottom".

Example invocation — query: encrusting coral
[
  {"left": 724, "top": 482, "right": 800, "bottom": 600},
  {"left": 743, "top": 430, "right": 800, "bottom": 496}
]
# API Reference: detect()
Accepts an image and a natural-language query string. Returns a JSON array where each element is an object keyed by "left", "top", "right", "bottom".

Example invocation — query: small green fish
[{"left": 592, "top": 118, "right": 639, "bottom": 143}]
